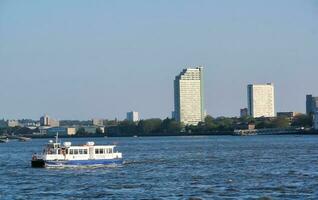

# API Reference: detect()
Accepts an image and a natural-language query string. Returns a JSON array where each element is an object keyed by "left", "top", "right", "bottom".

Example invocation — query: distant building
[
  {"left": 126, "top": 111, "right": 139, "bottom": 122},
  {"left": 40, "top": 114, "right": 59, "bottom": 127},
  {"left": 38, "top": 126, "right": 51, "bottom": 135},
  {"left": 240, "top": 108, "right": 248, "bottom": 118},
  {"left": 247, "top": 83, "right": 275, "bottom": 118},
  {"left": 92, "top": 118, "right": 104, "bottom": 126},
  {"left": 46, "top": 127, "right": 76, "bottom": 135},
  {"left": 7, "top": 120, "right": 20, "bottom": 127},
  {"left": 0, "top": 119, "right": 7, "bottom": 128},
  {"left": 47, "top": 127, "right": 76, "bottom": 136},
  {"left": 306, "top": 95, "right": 318, "bottom": 115},
  {"left": 84, "top": 126, "right": 104, "bottom": 134},
  {"left": 174, "top": 67, "right": 204, "bottom": 125},
  {"left": 171, "top": 111, "right": 175, "bottom": 119},
  {"left": 236, "top": 122, "right": 255, "bottom": 130},
  {"left": 314, "top": 112, "right": 318, "bottom": 130},
  {"left": 277, "top": 112, "right": 302, "bottom": 119},
  {"left": 18, "top": 119, "right": 40, "bottom": 128}
]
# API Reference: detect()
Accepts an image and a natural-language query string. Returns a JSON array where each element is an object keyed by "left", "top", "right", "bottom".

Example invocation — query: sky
[{"left": 0, "top": 0, "right": 318, "bottom": 120}]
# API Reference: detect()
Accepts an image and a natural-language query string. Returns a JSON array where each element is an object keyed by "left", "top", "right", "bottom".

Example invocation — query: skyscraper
[
  {"left": 174, "top": 67, "right": 204, "bottom": 125},
  {"left": 314, "top": 112, "right": 318, "bottom": 130},
  {"left": 306, "top": 95, "right": 318, "bottom": 115},
  {"left": 240, "top": 108, "right": 248, "bottom": 118},
  {"left": 247, "top": 83, "right": 275, "bottom": 118}
]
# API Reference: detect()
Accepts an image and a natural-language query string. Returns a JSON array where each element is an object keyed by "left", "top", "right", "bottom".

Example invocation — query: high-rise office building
[
  {"left": 314, "top": 112, "right": 318, "bottom": 130},
  {"left": 306, "top": 95, "right": 318, "bottom": 115},
  {"left": 240, "top": 108, "right": 248, "bottom": 118},
  {"left": 126, "top": 111, "right": 139, "bottom": 122},
  {"left": 247, "top": 83, "right": 275, "bottom": 118},
  {"left": 174, "top": 67, "right": 204, "bottom": 125}
]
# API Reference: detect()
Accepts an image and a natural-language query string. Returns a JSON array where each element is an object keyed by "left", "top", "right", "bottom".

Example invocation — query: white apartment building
[
  {"left": 174, "top": 67, "right": 204, "bottom": 125},
  {"left": 126, "top": 111, "right": 139, "bottom": 122},
  {"left": 247, "top": 83, "right": 275, "bottom": 118}
]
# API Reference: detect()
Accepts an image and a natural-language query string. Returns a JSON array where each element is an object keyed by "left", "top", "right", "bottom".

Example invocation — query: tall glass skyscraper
[
  {"left": 174, "top": 67, "right": 204, "bottom": 125},
  {"left": 247, "top": 83, "right": 275, "bottom": 118},
  {"left": 306, "top": 94, "right": 318, "bottom": 115}
]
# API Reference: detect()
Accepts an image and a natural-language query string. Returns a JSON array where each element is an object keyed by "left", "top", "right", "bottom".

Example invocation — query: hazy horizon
[{"left": 1, "top": 0, "right": 318, "bottom": 120}]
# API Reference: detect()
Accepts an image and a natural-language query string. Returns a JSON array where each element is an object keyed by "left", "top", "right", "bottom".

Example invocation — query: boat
[
  {"left": 31, "top": 134, "right": 123, "bottom": 168},
  {"left": 18, "top": 136, "right": 31, "bottom": 142},
  {"left": 0, "top": 138, "right": 9, "bottom": 143}
]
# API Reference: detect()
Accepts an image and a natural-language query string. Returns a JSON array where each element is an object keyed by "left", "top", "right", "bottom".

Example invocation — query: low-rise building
[
  {"left": 38, "top": 126, "right": 51, "bottom": 135},
  {"left": 7, "top": 120, "right": 20, "bottom": 127},
  {"left": 277, "top": 112, "right": 302, "bottom": 119},
  {"left": 92, "top": 118, "right": 104, "bottom": 126},
  {"left": 47, "top": 127, "right": 76, "bottom": 136},
  {"left": 83, "top": 126, "right": 104, "bottom": 134},
  {"left": 236, "top": 122, "right": 255, "bottom": 130}
]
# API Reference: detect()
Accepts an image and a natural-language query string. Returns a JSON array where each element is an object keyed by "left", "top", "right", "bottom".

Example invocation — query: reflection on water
[{"left": 1, "top": 135, "right": 318, "bottom": 199}]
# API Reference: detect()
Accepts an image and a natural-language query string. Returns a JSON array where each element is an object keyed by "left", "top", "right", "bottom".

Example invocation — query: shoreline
[{"left": 12, "top": 130, "right": 318, "bottom": 139}]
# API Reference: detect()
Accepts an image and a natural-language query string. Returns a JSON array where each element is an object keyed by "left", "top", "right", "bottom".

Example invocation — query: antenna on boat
[{"left": 55, "top": 132, "right": 59, "bottom": 143}]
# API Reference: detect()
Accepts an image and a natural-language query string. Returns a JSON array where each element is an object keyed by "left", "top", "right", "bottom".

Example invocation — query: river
[{"left": 1, "top": 135, "right": 318, "bottom": 199}]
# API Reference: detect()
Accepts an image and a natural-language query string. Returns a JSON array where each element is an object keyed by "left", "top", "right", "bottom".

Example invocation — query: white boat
[
  {"left": 0, "top": 138, "right": 9, "bottom": 143},
  {"left": 31, "top": 134, "right": 123, "bottom": 168}
]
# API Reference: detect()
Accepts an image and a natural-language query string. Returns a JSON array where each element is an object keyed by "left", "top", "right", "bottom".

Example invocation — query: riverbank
[{"left": 4, "top": 129, "right": 316, "bottom": 139}]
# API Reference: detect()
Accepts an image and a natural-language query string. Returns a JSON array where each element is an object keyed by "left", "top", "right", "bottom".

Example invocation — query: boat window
[
  {"left": 74, "top": 149, "right": 79, "bottom": 155},
  {"left": 69, "top": 149, "right": 74, "bottom": 155},
  {"left": 95, "top": 149, "right": 99, "bottom": 154},
  {"left": 84, "top": 149, "right": 88, "bottom": 154},
  {"left": 109, "top": 148, "right": 113, "bottom": 154},
  {"left": 100, "top": 149, "right": 104, "bottom": 154},
  {"left": 66, "top": 149, "right": 68, "bottom": 154}
]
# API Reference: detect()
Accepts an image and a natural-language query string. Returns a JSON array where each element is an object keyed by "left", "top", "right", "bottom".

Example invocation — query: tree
[
  {"left": 272, "top": 117, "right": 290, "bottom": 128},
  {"left": 137, "top": 118, "right": 162, "bottom": 135},
  {"left": 291, "top": 114, "right": 313, "bottom": 128},
  {"left": 160, "top": 118, "right": 183, "bottom": 134}
]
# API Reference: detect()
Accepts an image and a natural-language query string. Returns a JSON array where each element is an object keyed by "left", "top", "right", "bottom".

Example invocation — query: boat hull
[
  {"left": 31, "top": 159, "right": 46, "bottom": 168},
  {"left": 42, "top": 159, "right": 123, "bottom": 168}
]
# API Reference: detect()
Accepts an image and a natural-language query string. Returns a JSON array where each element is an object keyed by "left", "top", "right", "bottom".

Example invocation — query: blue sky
[{"left": 0, "top": 0, "right": 317, "bottom": 120}]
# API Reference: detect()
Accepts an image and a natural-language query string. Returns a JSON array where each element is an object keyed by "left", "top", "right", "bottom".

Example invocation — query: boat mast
[{"left": 55, "top": 132, "right": 59, "bottom": 143}]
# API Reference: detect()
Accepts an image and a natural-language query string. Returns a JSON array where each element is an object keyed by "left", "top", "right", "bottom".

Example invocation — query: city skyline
[{"left": 1, "top": 1, "right": 318, "bottom": 120}]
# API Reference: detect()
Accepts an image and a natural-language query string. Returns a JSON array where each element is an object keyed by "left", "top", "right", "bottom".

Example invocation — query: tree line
[{"left": 107, "top": 114, "right": 313, "bottom": 136}]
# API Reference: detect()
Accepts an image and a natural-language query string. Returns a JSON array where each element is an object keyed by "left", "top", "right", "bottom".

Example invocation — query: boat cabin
[{"left": 43, "top": 140, "right": 120, "bottom": 161}]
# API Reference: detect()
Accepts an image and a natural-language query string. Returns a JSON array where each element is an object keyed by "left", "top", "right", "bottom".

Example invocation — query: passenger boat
[{"left": 31, "top": 134, "right": 123, "bottom": 168}]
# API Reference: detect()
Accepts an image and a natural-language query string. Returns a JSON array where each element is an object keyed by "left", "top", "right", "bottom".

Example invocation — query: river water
[{"left": 0, "top": 135, "right": 318, "bottom": 199}]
